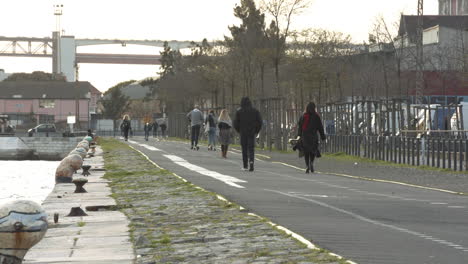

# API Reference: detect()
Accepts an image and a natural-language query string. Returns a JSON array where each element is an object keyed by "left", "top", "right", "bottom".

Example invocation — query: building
[
  {"left": 394, "top": 15, "right": 468, "bottom": 102},
  {"left": 0, "top": 69, "right": 11, "bottom": 81},
  {"left": 0, "top": 81, "right": 101, "bottom": 130},
  {"left": 440, "top": 0, "right": 468, "bottom": 15}
]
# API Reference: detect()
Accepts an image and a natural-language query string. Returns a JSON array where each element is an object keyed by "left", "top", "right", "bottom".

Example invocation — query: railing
[{"left": 323, "top": 135, "right": 468, "bottom": 171}]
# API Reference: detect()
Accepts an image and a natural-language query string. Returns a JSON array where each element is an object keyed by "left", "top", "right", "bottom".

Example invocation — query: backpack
[{"left": 121, "top": 120, "right": 130, "bottom": 130}]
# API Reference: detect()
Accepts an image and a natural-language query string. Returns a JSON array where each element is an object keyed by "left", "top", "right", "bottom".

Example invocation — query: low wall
[{"left": 0, "top": 137, "right": 83, "bottom": 160}]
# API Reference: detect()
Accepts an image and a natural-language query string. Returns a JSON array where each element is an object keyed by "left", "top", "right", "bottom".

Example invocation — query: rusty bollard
[
  {"left": 0, "top": 200, "right": 48, "bottom": 264},
  {"left": 81, "top": 165, "right": 91, "bottom": 176},
  {"left": 72, "top": 178, "right": 88, "bottom": 193}
]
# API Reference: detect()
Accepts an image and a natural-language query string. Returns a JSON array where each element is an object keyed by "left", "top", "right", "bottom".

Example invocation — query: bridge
[{"left": 0, "top": 33, "right": 196, "bottom": 81}]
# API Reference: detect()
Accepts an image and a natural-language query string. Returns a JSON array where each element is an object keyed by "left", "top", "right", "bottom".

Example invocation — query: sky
[{"left": 0, "top": 0, "right": 439, "bottom": 93}]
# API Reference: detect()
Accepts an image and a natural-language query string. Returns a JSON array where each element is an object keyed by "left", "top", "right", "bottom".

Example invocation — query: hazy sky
[{"left": 0, "top": 0, "right": 438, "bottom": 92}]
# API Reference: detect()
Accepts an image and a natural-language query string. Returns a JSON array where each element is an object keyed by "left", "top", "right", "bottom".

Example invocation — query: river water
[{"left": 0, "top": 160, "right": 58, "bottom": 206}]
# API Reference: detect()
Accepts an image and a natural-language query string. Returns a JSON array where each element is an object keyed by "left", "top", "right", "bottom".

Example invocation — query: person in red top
[{"left": 297, "top": 102, "right": 326, "bottom": 173}]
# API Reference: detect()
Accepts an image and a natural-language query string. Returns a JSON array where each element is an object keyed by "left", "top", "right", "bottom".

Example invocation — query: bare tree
[{"left": 261, "top": 0, "right": 312, "bottom": 96}]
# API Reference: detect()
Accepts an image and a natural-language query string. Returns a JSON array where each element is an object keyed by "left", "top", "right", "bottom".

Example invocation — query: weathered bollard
[
  {"left": 72, "top": 178, "right": 88, "bottom": 193},
  {"left": 67, "top": 154, "right": 83, "bottom": 171},
  {"left": 66, "top": 207, "right": 88, "bottom": 217},
  {"left": 73, "top": 148, "right": 87, "bottom": 159},
  {"left": 81, "top": 165, "right": 91, "bottom": 176},
  {"left": 0, "top": 200, "right": 48, "bottom": 264},
  {"left": 77, "top": 141, "right": 89, "bottom": 151},
  {"left": 55, "top": 154, "right": 83, "bottom": 183},
  {"left": 84, "top": 136, "right": 93, "bottom": 143}
]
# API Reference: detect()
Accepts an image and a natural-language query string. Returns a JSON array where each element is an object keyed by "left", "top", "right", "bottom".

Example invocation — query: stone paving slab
[{"left": 23, "top": 146, "right": 135, "bottom": 264}]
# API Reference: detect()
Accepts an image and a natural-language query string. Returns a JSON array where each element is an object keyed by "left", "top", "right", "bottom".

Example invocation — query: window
[
  {"left": 39, "top": 115, "right": 54, "bottom": 124},
  {"left": 39, "top": 99, "right": 55, "bottom": 108}
]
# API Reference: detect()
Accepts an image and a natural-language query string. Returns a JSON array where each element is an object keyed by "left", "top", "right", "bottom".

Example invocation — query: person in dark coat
[
  {"left": 144, "top": 122, "right": 152, "bottom": 141},
  {"left": 234, "top": 97, "right": 263, "bottom": 171},
  {"left": 120, "top": 115, "right": 132, "bottom": 141},
  {"left": 87, "top": 129, "right": 95, "bottom": 139},
  {"left": 159, "top": 118, "right": 167, "bottom": 138},
  {"left": 218, "top": 109, "right": 232, "bottom": 158},
  {"left": 297, "top": 102, "right": 326, "bottom": 173},
  {"left": 153, "top": 120, "right": 159, "bottom": 137}
]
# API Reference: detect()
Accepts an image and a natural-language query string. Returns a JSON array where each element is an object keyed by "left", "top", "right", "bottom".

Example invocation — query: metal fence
[{"left": 323, "top": 134, "right": 468, "bottom": 171}]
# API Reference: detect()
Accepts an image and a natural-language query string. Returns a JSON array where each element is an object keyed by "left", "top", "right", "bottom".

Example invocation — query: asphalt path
[{"left": 125, "top": 137, "right": 468, "bottom": 264}]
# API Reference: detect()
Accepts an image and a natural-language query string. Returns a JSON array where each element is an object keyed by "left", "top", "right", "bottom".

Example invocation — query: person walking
[
  {"left": 234, "top": 97, "right": 262, "bottom": 171},
  {"left": 187, "top": 105, "right": 204, "bottom": 150},
  {"left": 153, "top": 119, "right": 159, "bottom": 138},
  {"left": 159, "top": 118, "right": 167, "bottom": 138},
  {"left": 144, "top": 122, "right": 152, "bottom": 141},
  {"left": 297, "top": 102, "right": 326, "bottom": 173},
  {"left": 218, "top": 109, "right": 232, "bottom": 158},
  {"left": 206, "top": 110, "right": 217, "bottom": 151},
  {"left": 120, "top": 115, "right": 132, "bottom": 141}
]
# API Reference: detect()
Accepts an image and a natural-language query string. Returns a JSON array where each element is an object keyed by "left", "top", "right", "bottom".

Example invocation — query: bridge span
[{"left": 0, "top": 34, "right": 195, "bottom": 81}]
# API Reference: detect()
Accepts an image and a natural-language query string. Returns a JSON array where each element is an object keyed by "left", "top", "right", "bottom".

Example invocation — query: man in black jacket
[{"left": 234, "top": 97, "right": 262, "bottom": 171}]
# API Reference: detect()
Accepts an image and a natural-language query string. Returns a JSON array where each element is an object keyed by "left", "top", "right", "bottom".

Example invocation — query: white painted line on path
[
  {"left": 127, "top": 145, "right": 164, "bottom": 170},
  {"left": 163, "top": 154, "right": 247, "bottom": 189},
  {"left": 127, "top": 140, "right": 162, "bottom": 152},
  {"left": 266, "top": 189, "right": 468, "bottom": 253},
  {"left": 246, "top": 212, "right": 357, "bottom": 264}
]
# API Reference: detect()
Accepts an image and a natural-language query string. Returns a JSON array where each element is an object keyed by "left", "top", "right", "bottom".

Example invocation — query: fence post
[
  {"left": 431, "top": 138, "right": 435, "bottom": 167},
  {"left": 454, "top": 140, "right": 458, "bottom": 171},
  {"left": 465, "top": 140, "right": 468, "bottom": 171},
  {"left": 403, "top": 137, "right": 406, "bottom": 164},
  {"left": 411, "top": 138, "right": 415, "bottom": 166},
  {"left": 398, "top": 137, "right": 401, "bottom": 164},
  {"left": 364, "top": 136, "right": 367, "bottom": 158},
  {"left": 437, "top": 138, "right": 441, "bottom": 168},
  {"left": 459, "top": 139, "right": 463, "bottom": 172},
  {"left": 421, "top": 136, "right": 425, "bottom": 166},
  {"left": 442, "top": 139, "right": 446, "bottom": 169},
  {"left": 448, "top": 139, "right": 452, "bottom": 170},
  {"left": 417, "top": 138, "right": 421, "bottom": 166}
]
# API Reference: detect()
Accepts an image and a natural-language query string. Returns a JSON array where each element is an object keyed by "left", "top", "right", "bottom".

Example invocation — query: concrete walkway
[{"left": 24, "top": 147, "right": 135, "bottom": 264}]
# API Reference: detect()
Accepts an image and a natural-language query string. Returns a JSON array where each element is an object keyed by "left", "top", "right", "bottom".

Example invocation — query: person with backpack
[
  {"left": 187, "top": 105, "right": 204, "bottom": 150},
  {"left": 205, "top": 110, "right": 217, "bottom": 151},
  {"left": 218, "top": 109, "right": 232, "bottom": 158},
  {"left": 120, "top": 115, "right": 131, "bottom": 141},
  {"left": 297, "top": 102, "right": 326, "bottom": 173},
  {"left": 234, "top": 97, "right": 262, "bottom": 171}
]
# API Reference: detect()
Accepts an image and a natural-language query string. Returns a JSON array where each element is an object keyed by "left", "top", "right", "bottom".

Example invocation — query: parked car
[{"left": 28, "top": 124, "right": 57, "bottom": 137}]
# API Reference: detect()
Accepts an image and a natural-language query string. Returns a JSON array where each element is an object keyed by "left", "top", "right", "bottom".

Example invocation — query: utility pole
[{"left": 415, "top": 0, "right": 424, "bottom": 104}]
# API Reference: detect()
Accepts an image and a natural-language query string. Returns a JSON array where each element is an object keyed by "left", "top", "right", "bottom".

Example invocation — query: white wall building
[
  {"left": 440, "top": 0, "right": 468, "bottom": 15},
  {"left": 0, "top": 69, "right": 11, "bottom": 81}
]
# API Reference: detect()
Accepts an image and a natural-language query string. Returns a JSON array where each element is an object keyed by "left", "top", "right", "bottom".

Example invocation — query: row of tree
[{"left": 101, "top": 0, "right": 468, "bottom": 121}]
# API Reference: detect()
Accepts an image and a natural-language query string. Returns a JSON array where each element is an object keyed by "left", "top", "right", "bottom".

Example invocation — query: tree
[
  {"left": 227, "top": 0, "right": 268, "bottom": 97},
  {"left": 100, "top": 85, "right": 130, "bottom": 122},
  {"left": 289, "top": 28, "right": 354, "bottom": 103},
  {"left": 261, "top": 0, "right": 312, "bottom": 95},
  {"left": 3, "top": 71, "right": 66, "bottom": 81}
]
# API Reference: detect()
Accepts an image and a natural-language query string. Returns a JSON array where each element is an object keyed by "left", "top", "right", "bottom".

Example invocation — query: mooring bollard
[
  {"left": 0, "top": 200, "right": 48, "bottom": 264},
  {"left": 72, "top": 178, "right": 88, "bottom": 193},
  {"left": 81, "top": 165, "right": 91, "bottom": 176}
]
